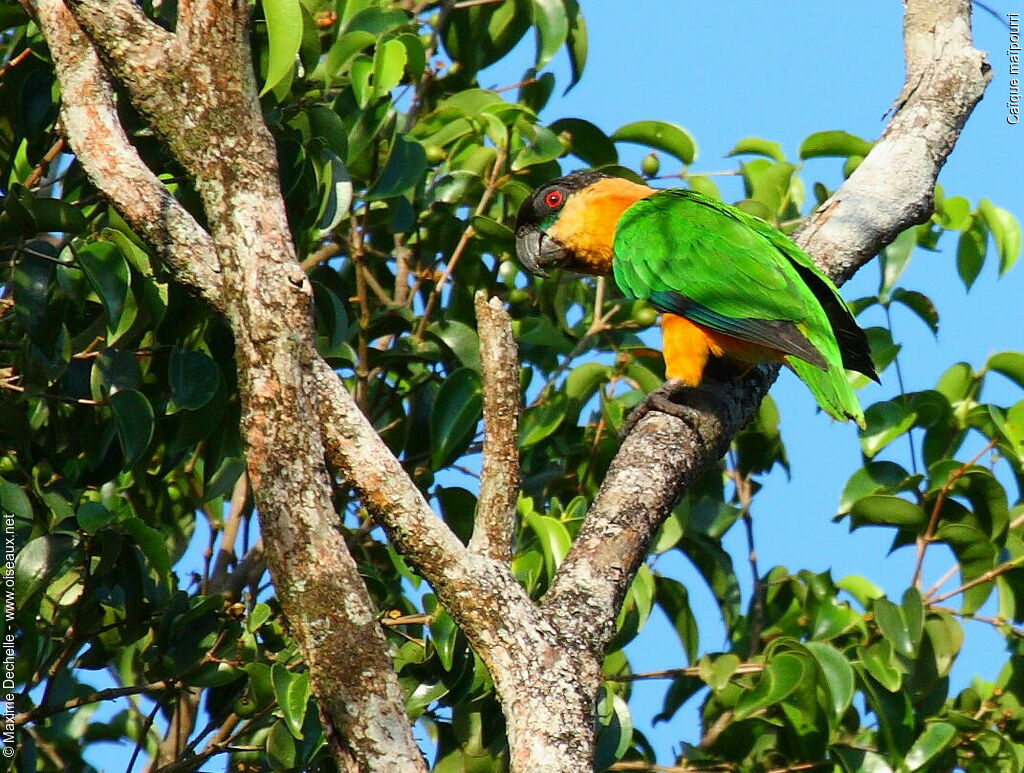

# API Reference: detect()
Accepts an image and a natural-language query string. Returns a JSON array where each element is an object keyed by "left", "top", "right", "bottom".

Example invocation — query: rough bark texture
[
  {"left": 30, "top": 0, "right": 990, "bottom": 769},
  {"left": 469, "top": 292, "right": 522, "bottom": 561},
  {"left": 32, "top": 1, "right": 427, "bottom": 769}
]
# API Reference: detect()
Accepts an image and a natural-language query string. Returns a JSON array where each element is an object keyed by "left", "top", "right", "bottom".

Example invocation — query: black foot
[{"left": 619, "top": 379, "right": 728, "bottom": 441}]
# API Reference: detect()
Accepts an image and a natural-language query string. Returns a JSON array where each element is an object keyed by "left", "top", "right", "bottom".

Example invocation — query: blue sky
[{"left": 481, "top": 0, "right": 1023, "bottom": 760}]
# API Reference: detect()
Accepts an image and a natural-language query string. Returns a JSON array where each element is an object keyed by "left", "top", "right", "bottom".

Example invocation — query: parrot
[{"left": 513, "top": 171, "right": 879, "bottom": 427}]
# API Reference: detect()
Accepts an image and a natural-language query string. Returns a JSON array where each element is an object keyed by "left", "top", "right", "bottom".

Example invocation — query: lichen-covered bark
[
  {"left": 31, "top": 0, "right": 990, "bottom": 769},
  {"left": 33, "top": 1, "right": 427, "bottom": 769},
  {"left": 469, "top": 292, "right": 521, "bottom": 561}
]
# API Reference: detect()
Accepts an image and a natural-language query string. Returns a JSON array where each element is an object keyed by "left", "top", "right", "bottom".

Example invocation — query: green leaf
[
  {"left": 428, "top": 320, "right": 481, "bottom": 372},
  {"left": 991, "top": 401, "right": 1024, "bottom": 459},
  {"left": 429, "top": 605, "right": 459, "bottom": 671},
  {"left": 873, "top": 597, "right": 915, "bottom": 658},
  {"left": 978, "top": 198, "right": 1021, "bottom": 274},
  {"left": 76, "top": 502, "right": 114, "bottom": 534},
  {"left": 312, "top": 148, "right": 353, "bottom": 236},
  {"left": 935, "top": 361, "right": 975, "bottom": 403},
  {"left": 524, "top": 510, "right": 571, "bottom": 577},
  {"left": 611, "top": 120, "right": 697, "bottom": 165},
  {"left": 936, "top": 194, "right": 972, "bottom": 231},
  {"left": 531, "top": 0, "right": 569, "bottom": 69},
  {"left": 261, "top": 0, "right": 303, "bottom": 95},
  {"left": 323, "top": 30, "right": 375, "bottom": 86},
  {"left": 470, "top": 215, "right": 515, "bottom": 253},
  {"left": 838, "top": 462, "right": 913, "bottom": 514},
  {"left": 430, "top": 368, "right": 482, "bottom": 469},
  {"left": 511, "top": 125, "right": 565, "bottom": 171},
  {"left": 20, "top": 194, "right": 88, "bottom": 234},
  {"left": 879, "top": 228, "right": 916, "bottom": 297},
  {"left": 905, "top": 722, "right": 957, "bottom": 770},
  {"left": 733, "top": 652, "right": 803, "bottom": 720},
  {"left": 740, "top": 159, "right": 796, "bottom": 215},
  {"left": 593, "top": 688, "right": 633, "bottom": 771},
  {"left": 272, "top": 664, "right": 311, "bottom": 739},
  {"left": 900, "top": 587, "right": 925, "bottom": 652},
  {"left": 833, "top": 747, "right": 896, "bottom": 773},
  {"left": 923, "top": 612, "right": 963, "bottom": 678},
  {"left": 436, "top": 486, "right": 478, "bottom": 546},
  {"left": 77, "top": 241, "right": 130, "bottom": 330},
  {"left": 247, "top": 602, "right": 273, "bottom": 633},
  {"left": 266, "top": 719, "right": 297, "bottom": 770},
  {"left": 956, "top": 218, "right": 988, "bottom": 290},
  {"left": 368, "top": 135, "right": 427, "bottom": 200},
  {"left": 0, "top": 478, "right": 32, "bottom": 520},
  {"left": 109, "top": 389, "right": 155, "bottom": 468},
  {"left": 799, "top": 130, "right": 873, "bottom": 159},
  {"left": 655, "top": 576, "right": 698, "bottom": 663},
  {"left": 858, "top": 640, "right": 902, "bottom": 692},
  {"left": 396, "top": 32, "right": 426, "bottom": 82},
  {"left": 860, "top": 400, "right": 916, "bottom": 457},
  {"left": 14, "top": 534, "right": 75, "bottom": 608},
  {"left": 344, "top": 6, "right": 409, "bottom": 35},
  {"left": 700, "top": 653, "right": 740, "bottom": 691},
  {"left": 987, "top": 351, "right": 1024, "bottom": 388},
  {"left": 837, "top": 574, "right": 885, "bottom": 606},
  {"left": 564, "top": 0, "right": 587, "bottom": 92},
  {"left": 168, "top": 347, "right": 221, "bottom": 413},
  {"left": 890, "top": 289, "right": 938, "bottom": 335},
  {"left": 727, "top": 136, "right": 785, "bottom": 162},
  {"left": 805, "top": 641, "right": 855, "bottom": 721},
  {"left": 371, "top": 37, "right": 407, "bottom": 103},
  {"left": 519, "top": 392, "right": 566, "bottom": 447},
  {"left": 936, "top": 522, "right": 998, "bottom": 615},
  {"left": 122, "top": 517, "right": 171, "bottom": 586},
  {"left": 849, "top": 495, "right": 925, "bottom": 531},
  {"left": 548, "top": 118, "right": 617, "bottom": 166}
]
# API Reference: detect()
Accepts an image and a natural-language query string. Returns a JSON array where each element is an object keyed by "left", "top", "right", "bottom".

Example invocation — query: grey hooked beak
[{"left": 515, "top": 227, "right": 567, "bottom": 279}]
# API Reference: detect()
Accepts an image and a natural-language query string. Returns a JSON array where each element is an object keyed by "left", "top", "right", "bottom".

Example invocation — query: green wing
[{"left": 612, "top": 189, "right": 871, "bottom": 425}]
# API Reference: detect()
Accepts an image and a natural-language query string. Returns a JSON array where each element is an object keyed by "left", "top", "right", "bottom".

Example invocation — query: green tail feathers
[{"left": 786, "top": 356, "right": 866, "bottom": 428}]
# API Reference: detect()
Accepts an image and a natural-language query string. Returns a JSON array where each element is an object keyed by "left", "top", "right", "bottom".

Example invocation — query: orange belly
[{"left": 661, "top": 313, "right": 783, "bottom": 384}]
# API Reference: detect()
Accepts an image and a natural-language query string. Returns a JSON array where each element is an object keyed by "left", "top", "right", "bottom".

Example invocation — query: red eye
[{"left": 544, "top": 190, "right": 565, "bottom": 208}]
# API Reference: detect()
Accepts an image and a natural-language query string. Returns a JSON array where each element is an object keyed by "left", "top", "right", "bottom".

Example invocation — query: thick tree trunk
[{"left": 30, "top": 0, "right": 991, "bottom": 769}]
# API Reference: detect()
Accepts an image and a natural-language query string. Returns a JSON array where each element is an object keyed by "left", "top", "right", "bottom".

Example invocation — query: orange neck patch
[{"left": 547, "top": 177, "right": 655, "bottom": 275}]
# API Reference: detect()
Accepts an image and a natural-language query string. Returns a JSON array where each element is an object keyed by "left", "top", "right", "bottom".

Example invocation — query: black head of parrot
[{"left": 514, "top": 171, "right": 610, "bottom": 277}]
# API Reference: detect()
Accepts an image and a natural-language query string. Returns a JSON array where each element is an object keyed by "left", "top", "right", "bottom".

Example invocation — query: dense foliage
[{"left": 3, "top": 0, "right": 1023, "bottom": 771}]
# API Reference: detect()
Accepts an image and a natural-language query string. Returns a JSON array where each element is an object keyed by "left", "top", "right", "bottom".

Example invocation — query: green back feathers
[{"left": 611, "top": 189, "right": 876, "bottom": 426}]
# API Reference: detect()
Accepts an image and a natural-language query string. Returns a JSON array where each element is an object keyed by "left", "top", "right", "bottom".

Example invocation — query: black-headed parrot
[{"left": 513, "top": 171, "right": 878, "bottom": 426}]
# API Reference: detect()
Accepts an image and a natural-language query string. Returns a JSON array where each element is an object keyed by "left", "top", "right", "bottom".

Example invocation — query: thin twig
[
  {"left": 927, "top": 554, "right": 1024, "bottom": 605},
  {"left": 352, "top": 208, "right": 373, "bottom": 411},
  {"left": 728, "top": 458, "right": 763, "bottom": 657},
  {"left": 300, "top": 240, "right": 343, "bottom": 272},
  {"left": 912, "top": 438, "right": 998, "bottom": 588},
  {"left": 124, "top": 693, "right": 164, "bottom": 773},
  {"left": 923, "top": 562, "right": 961, "bottom": 598},
  {"left": 603, "top": 662, "right": 764, "bottom": 682},
  {"left": 0, "top": 47, "right": 32, "bottom": 80},
  {"left": 24, "top": 136, "right": 67, "bottom": 190},
  {"left": 931, "top": 604, "right": 1024, "bottom": 638},
  {"left": 529, "top": 276, "right": 619, "bottom": 408},
  {"left": 16, "top": 681, "right": 171, "bottom": 726}
]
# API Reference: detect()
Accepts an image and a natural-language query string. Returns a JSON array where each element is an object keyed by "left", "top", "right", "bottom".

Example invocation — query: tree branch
[
  {"left": 469, "top": 292, "right": 521, "bottom": 561},
  {"left": 543, "top": 0, "right": 990, "bottom": 651},
  {"left": 312, "top": 358, "right": 479, "bottom": 581},
  {"left": 29, "top": 0, "right": 224, "bottom": 311},
  {"left": 38, "top": 2, "right": 430, "bottom": 768}
]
